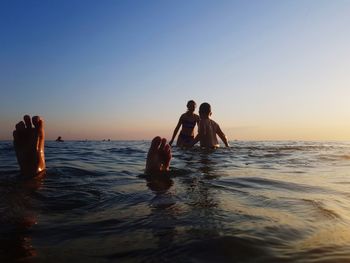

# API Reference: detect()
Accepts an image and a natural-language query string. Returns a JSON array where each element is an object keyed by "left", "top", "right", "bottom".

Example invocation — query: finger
[{"left": 23, "top": 115, "right": 32, "bottom": 129}]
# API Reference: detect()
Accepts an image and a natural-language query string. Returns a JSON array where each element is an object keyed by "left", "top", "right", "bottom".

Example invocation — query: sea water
[{"left": 1, "top": 140, "right": 350, "bottom": 262}]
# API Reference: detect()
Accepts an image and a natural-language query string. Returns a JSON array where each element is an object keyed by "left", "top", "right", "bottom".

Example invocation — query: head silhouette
[
  {"left": 199, "top": 102, "right": 211, "bottom": 117},
  {"left": 187, "top": 100, "right": 196, "bottom": 112}
]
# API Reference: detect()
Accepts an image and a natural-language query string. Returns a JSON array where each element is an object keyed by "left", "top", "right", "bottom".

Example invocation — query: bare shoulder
[
  {"left": 211, "top": 119, "right": 220, "bottom": 130},
  {"left": 179, "top": 113, "right": 187, "bottom": 120},
  {"left": 210, "top": 119, "right": 219, "bottom": 126}
]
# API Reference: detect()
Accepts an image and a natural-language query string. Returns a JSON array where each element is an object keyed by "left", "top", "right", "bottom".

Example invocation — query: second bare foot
[
  {"left": 13, "top": 115, "right": 46, "bottom": 177},
  {"left": 145, "top": 136, "right": 172, "bottom": 174}
]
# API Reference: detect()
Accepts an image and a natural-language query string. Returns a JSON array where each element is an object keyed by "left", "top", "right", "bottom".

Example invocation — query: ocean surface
[{"left": 1, "top": 140, "right": 350, "bottom": 262}]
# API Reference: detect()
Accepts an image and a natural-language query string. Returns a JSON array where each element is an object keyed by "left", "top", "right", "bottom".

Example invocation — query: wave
[{"left": 105, "top": 147, "right": 146, "bottom": 155}]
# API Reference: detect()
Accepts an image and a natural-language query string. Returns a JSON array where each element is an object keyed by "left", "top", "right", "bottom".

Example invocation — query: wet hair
[
  {"left": 187, "top": 100, "right": 196, "bottom": 107},
  {"left": 199, "top": 102, "right": 211, "bottom": 115}
]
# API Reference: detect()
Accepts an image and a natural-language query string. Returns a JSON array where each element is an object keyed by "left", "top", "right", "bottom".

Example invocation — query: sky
[{"left": 1, "top": 0, "right": 350, "bottom": 141}]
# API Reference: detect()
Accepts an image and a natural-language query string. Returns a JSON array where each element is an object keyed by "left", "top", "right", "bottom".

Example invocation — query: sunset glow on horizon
[{"left": 1, "top": 1, "right": 350, "bottom": 141}]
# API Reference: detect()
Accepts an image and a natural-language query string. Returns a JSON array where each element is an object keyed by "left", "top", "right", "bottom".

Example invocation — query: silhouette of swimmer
[
  {"left": 192, "top": 102, "right": 229, "bottom": 148},
  {"left": 13, "top": 115, "right": 171, "bottom": 177},
  {"left": 55, "top": 136, "right": 64, "bottom": 142},
  {"left": 169, "top": 100, "right": 200, "bottom": 147}
]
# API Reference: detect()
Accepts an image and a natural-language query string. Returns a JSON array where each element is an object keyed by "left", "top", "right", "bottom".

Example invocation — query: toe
[
  {"left": 37, "top": 118, "right": 44, "bottom": 134},
  {"left": 163, "top": 144, "right": 172, "bottom": 169},
  {"left": 14, "top": 122, "right": 25, "bottom": 146},
  {"left": 32, "top": 116, "right": 40, "bottom": 128},
  {"left": 24, "top": 115, "right": 32, "bottom": 129},
  {"left": 16, "top": 121, "right": 25, "bottom": 131},
  {"left": 159, "top": 138, "right": 167, "bottom": 151},
  {"left": 149, "top": 136, "right": 161, "bottom": 154},
  {"left": 164, "top": 143, "right": 171, "bottom": 154},
  {"left": 13, "top": 130, "right": 18, "bottom": 140}
]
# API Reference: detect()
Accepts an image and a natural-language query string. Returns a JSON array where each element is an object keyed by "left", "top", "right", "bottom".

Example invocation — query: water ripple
[{"left": 1, "top": 141, "right": 350, "bottom": 262}]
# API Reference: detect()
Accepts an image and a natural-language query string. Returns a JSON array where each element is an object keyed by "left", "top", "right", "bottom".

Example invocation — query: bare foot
[
  {"left": 13, "top": 115, "right": 46, "bottom": 177},
  {"left": 145, "top": 136, "right": 172, "bottom": 173}
]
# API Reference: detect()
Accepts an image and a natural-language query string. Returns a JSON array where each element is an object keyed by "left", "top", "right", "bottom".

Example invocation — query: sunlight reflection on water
[{"left": 1, "top": 140, "right": 350, "bottom": 262}]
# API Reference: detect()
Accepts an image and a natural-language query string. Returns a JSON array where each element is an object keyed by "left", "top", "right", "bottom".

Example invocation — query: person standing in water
[
  {"left": 169, "top": 100, "right": 200, "bottom": 147},
  {"left": 192, "top": 102, "right": 229, "bottom": 148}
]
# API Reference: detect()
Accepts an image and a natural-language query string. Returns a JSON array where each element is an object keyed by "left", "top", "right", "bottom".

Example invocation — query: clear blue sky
[{"left": 1, "top": 0, "right": 350, "bottom": 140}]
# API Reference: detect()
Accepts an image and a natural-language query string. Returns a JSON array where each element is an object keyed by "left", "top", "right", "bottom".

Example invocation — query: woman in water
[{"left": 169, "top": 100, "right": 200, "bottom": 147}]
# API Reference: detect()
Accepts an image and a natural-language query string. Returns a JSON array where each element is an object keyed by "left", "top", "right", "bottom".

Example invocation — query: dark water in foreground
[{"left": 1, "top": 140, "right": 350, "bottom": 262}]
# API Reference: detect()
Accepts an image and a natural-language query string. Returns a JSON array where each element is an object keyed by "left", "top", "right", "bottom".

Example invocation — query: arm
[
  {"left": 191, "top": 133, "right": 200, "bottom": 147},
  {"left": 190, "top": 116, "right": 203, "bottom": 147},
  {"left": 189, "top": 115, "right": 200, "bottom": 146},
  {"left": 216, "top": 125, "right": 229, "bottom": 147},
  {"left": 169, "top": 116, "right": 183, "bottom": 146}
]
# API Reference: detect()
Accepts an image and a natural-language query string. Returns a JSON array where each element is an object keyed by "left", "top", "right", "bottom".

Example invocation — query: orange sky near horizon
[{"left": 1, "top": 1, "right": 350, "bottom": 142}]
